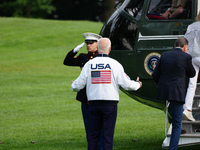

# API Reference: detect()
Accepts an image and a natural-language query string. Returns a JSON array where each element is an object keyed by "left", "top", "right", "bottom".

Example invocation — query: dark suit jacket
[{"left": 152, "top": 48, "right": 195, "bottom": 103}]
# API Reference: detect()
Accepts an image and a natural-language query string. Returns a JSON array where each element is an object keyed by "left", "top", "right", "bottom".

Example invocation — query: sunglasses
[{"left": 85, "top": 40, "right": 97, "bottom": 44}]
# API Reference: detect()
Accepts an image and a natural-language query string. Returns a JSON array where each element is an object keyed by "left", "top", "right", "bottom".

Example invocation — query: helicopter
[
  {"left": 99, "top": 0, "right": 200, "bottom": 148},
  {"left": 100, "top": 0, "right": 199, "bottom": 110}
]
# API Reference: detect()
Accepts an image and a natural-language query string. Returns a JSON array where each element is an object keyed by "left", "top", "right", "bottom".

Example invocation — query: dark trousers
[
  {"left": 81, "top": 103, "right": 104, "bottom": 150},
  {"left": 88, "top": 105, "right": 117, "bottom": 150},
  {"left": 81, "top": 103, "right": 90, "bottom": 142},
  {"left": 169, "top": 101, "right": 183, "bottom": 150}
]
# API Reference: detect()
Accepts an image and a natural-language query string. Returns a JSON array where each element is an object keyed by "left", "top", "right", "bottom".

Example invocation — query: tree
[
  {"left": 0, "top": 0, "right": 55, "bottom": 18},
  {"left": 101, "top": 0, "right": 116, "bottom": 22},
  {"left": 50, "top": 0, "right": 103, "bottom": 21},
  {"left": 0, "top": 0, "right": 116, "bottom": 21},
  {"left": 0, "top": 0, "right": 17, "bottom": 17},
  {"left": 49, "top": 0, "right": 116, "bottom": 22}
]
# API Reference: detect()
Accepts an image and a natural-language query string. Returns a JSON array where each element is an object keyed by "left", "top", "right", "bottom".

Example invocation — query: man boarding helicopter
[{"left": 99, "top": 0, "right": 200, "bottom": 148}]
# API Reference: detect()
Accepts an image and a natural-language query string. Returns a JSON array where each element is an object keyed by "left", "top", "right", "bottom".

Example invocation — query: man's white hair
[{"left": 97, "top": 38, "right": 111, "bottom": 54}]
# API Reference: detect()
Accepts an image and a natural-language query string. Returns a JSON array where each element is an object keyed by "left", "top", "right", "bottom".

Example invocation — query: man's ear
[
  {"left": 108, "top": 47, "right": 111, "bottom": 54},
  {"left": 182, "top": 45, "right": 188, "bottom": 53}
]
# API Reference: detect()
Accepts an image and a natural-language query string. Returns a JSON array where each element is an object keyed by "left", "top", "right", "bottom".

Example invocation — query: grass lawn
[{"left": 0, "top": 17, "right": 199, "bottom": 150}]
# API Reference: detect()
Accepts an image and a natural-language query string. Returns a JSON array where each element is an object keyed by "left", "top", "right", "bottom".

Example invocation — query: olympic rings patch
[{"left": 144, "top": 52, "right": 160, "bottom": 76}]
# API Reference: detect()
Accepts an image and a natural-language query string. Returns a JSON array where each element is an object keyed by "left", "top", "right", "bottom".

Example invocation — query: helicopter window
[
  {"left": 147, "top": 0, "right": 192, "bottom": 20},
  {"left": 109, "top": 18, "right": 138, "bottom": 50},
  {"left": 124, "top": 0, "right": 144, "bottom": 20}
]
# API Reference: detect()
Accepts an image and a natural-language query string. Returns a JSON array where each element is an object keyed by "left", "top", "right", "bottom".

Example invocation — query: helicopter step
[{"left": 162, "top": 83, "right": 200, "bottom": 149}]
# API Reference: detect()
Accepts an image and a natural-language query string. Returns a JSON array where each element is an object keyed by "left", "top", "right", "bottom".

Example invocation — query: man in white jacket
[{"left": 71, "top": 38, "right": 142, "bottom": 150}]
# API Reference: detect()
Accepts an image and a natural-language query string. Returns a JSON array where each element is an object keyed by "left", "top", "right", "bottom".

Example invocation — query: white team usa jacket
[{"left": 71, "top": 54, "right": 140, "bottom": 101}]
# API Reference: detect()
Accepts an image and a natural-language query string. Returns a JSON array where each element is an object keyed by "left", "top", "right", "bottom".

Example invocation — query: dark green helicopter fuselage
[{"left": 100, "top": 0, "right": 198, "bottom": 110}]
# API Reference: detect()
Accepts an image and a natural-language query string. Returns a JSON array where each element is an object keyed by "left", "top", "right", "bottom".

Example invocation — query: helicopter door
[
  {"left": 137, "top": 0, "right": 194, "bottom": 78},
  {"left": 101, "top": 0, "right": 145, "bottom": 80}
]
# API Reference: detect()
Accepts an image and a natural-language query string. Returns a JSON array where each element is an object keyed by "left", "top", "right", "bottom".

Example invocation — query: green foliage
[
  {"left": 0, "top": 17, "right": 200, "bottom": 150},
  {"left": 15, "top": 0, "right": 55, "bottom": 18},
  {"left": 0, "top": 0, "right": 55, "bottom": 18}
]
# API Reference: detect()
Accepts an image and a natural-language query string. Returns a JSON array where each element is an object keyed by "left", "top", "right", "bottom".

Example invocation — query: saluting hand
[{"left": 73, "top": 42, "right": 85, "bottom": 53}]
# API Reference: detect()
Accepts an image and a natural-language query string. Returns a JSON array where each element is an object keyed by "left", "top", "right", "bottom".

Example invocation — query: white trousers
[{"left": 185, "top": 57, "right": 200, "bottom": 111}]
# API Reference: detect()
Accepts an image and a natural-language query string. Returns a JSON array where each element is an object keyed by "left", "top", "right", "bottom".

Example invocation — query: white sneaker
[{"left": 183, "top": 109, "right": 195, "bottom": 121}]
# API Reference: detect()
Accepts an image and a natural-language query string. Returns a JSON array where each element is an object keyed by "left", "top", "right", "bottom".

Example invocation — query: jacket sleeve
[
  {"left": 63, "top": 49, "right": 79, "bottom": 66},
  {"left": 71, "top": 63, "right": 88, "bottom": 92},
  {"left": 116, "top": 63, "right": 141, "bottom": 91},
  {"left": 185, "top": 55, "right": 196, "bottom": 78}
]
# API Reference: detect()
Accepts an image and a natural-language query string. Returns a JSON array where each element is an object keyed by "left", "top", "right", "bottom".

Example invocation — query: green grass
[{"left": 0, "top": 17, "right": 199, "bottom": 150}]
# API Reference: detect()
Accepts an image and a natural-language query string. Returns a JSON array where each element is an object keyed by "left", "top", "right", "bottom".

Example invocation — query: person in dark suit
[{"left": 152, "top": 37, "right": 195, "bottom": 150}]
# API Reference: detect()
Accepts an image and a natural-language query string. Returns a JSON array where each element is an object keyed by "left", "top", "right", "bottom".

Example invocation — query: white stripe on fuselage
[{"left": 138, "top": 32, "right": 184, "bottom": 41}]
